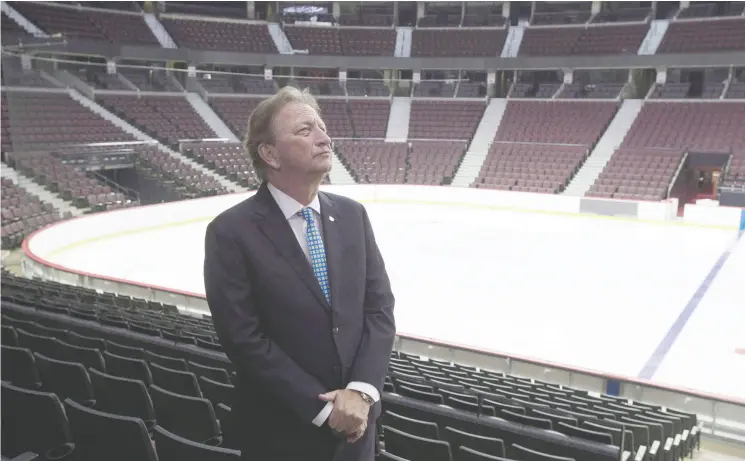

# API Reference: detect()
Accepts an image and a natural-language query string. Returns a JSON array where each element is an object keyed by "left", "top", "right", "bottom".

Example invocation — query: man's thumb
[{"left": 318, "top": 390, "right": 338, "bottom": 402}]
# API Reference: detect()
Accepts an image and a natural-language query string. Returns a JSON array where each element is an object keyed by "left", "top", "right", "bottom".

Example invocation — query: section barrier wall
[{"left": 21, "top": 185, "right": 745, "bottom": 442}]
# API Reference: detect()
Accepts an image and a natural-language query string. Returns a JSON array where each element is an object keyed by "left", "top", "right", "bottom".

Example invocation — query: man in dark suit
[{"left": 203, "top": 86, "right": 396, "bottom": 461}]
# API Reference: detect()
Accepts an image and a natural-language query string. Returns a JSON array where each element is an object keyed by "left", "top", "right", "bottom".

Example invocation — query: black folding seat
[
  {"left": 66, "top": 330, "right": 105, "bottom": 350},
  {"left": 215, "top": 403, "right": 239, "bottom": 450},
  {"left": 447, "top": 396, "right": 496, "bottom": 416},
  {"left": 1, "top": 345, "right": 41, "bottom": 389},
  {"left": 530, "top": 409, "right": 578, "bottom": 429},
  {"left": 500, "top": 410, "right": 552, "bottom": 430},
  {"left": 17, "top": 329, "right": 63, "bottom": 360},
  {"left": 510, "top": 444, "right": 576, "bottom": 461},
  {"left": 35, "top": 353, "right": 95, "bottom": 407},
  {"left": 2, "top": 324, "right": 19, "bottom": 346},
  {"left": 129, "top": 321, "right": 162, "bottom": 337},
  {"left": 1, "top": 381, "right": 75, "bottom": 461},
  {"left": 105, "top": 340, "right": 145, "bottom": 359},
  {"left": 556, "top": 422, "right": 613, "bottom": 445},
  {"left": 64, "top": 398, "right": 158, "bottom": 461},
  {"left": 57, "top": 339, "right": 106, "bottom": 372},
  {"left": 103, "top": 350, "right": 153, "bottom": 385},
  {"left": 149, "top": 384, "right": 221, "bottom": 445},
  {"left": 377, "top": 452, "right": 412, "bottom": 461},
  {"left": 89, "top": 367, "right": 156, "bottom": 431},
  {"left": 382, "top": 426, "right": 452, "bottom": 461},
  {"left": 189, "top": 360, "right": 232, "bottom": 384},
  {"left": 383, "top": 411, "right": 440, "bottom": 439},
  {"left": 458, "top": 446, "right": 517, "bottom": 461},
  {"left": 150, "top": 362, "right": 201, "bottom": 397},
  {"left": 2, "top": 315, "right": 35, "bottom": 331},
  {"left": 33, "top": 322, "right": 68, "bottom": 338},
  {"left": 153, "top": 425, "right": 241, "bottom": 461},
  {"left": 442, "top": 427, "right": 506, "bottom": 459},
  {"left": 199, "top": 376, "right": 234, "bottom": 408},
  {"left": 144, "top": 349, "right": 188, "bottom": 371},
  {"left": 397, "top": 385, "right": 445, "bottom": 404}
]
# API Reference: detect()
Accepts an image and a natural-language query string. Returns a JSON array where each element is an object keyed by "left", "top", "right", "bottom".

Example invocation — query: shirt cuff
[
  {"left": 346, "top": 381, "right": 380, "bottom": 402},
  {"left": 312, "top": 401, "right": 334, "bottom": 427}
]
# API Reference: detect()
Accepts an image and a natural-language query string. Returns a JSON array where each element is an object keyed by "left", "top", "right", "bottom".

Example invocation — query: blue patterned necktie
[{"left": 299, "top": 207, "right": 331, "bottom": 305}]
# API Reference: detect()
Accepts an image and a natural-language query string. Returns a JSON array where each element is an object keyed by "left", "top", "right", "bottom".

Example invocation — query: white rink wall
[{"left": 25, "top": 185, "right": 743, "bottom": 269}]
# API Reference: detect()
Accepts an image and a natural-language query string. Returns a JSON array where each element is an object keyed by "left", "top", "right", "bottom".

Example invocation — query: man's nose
[{"left": 315, "top": 128, "right": 332, "bottom": 146}]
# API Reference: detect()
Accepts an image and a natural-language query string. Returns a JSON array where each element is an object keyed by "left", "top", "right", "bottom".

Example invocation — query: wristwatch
[{"left": 356, "top": 391, "right": 375, "bottom": 406}]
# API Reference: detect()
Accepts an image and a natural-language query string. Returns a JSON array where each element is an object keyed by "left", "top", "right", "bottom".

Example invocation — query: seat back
[
  {"left": 384, "top": 411, "right": 440, "bottom": 440},
  {"left": 149, "top": 384, "right": 220, "bottom": 445},
  {"left": 64, "top": 398, "right": 157, "bottom": 461},
  {"left": 382, "top": 425, "right": 453, "bottom": 461},
  {"left": 443, "top": 426, "right": 506, "bottom": 459},
  {"left": 458, "top": 446, "right": 518, "bottom": 461},
  {"left": 188, "top": 360, "right": 231, "bottom": 384},
  {"left": 1, "top": 345, "right": 41, "bottom": 389},
  {"left": 556, "top": 422, "right": 613, "bottom": 446},
  {"left": 199, "top": 375, "right": 234, "bottom": 408},
  {"left": 510, "top": 444, "right": 576, "bottom": 461},
  {"left": 34, "top": 352, "right": 94, "bottom": 405},
  {"left": 1, "top": 381, "right": 73, "bottom": 460},
  {"left": 89, "top": 367, "right": 155, "bottom": 428},
  {"left": 153, "top": 425, "right": 241, "bottom": 461},
  {"left": 103, "top": 350, "right": 153, "bottom": 385},
  {"left": 144, "top": 349, "right": 188, "bottom": 371},
  {"left": 57, "top": 339, "right": 106, "bottom": 372},
  {"left": 150, "top": 362, "right": 202, "bottom": 397}
]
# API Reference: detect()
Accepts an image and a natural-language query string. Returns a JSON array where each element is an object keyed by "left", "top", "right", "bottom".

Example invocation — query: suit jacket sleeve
[
  {"left": 203, "top": 218, "right": 328, "bottom": 424},
  {"left": 347, "top": 205, "right": 396, "bottom": 395}
]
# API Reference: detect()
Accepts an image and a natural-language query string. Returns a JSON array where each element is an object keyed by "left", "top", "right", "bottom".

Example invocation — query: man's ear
[{"left": 258, "top": 143, "right": 280, "bottom": 170}]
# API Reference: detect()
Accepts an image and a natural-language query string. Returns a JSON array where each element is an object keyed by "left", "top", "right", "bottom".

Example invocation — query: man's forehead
[{"left": 279, "top": 102, "right": 320, "bottom": 121}]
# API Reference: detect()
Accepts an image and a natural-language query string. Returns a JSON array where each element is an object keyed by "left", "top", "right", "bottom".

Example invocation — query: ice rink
[{"left": 36, "top": 198, "right": 745, "bottom": 401}]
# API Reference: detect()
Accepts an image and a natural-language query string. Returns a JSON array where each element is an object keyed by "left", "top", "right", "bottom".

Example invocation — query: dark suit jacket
[{"left": 203, "top": 182, "right": 396, "bottom": 461}]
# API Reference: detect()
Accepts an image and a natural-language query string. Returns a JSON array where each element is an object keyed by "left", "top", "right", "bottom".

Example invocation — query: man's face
[{"left": 269, "top": 101, "right": 332, "bottom": 178}]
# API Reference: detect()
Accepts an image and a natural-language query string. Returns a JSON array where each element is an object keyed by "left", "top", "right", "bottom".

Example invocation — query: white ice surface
[
  {"left": 44, "top": 202, "right": 741, "bottom": 398},
  {"left": 651, "top": 233, "right": 745, "bottom": 400}
]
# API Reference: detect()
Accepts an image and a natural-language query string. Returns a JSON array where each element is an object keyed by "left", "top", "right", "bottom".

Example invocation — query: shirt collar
[{"left": 267, "top": 182, "right": 321, "bottom": 220}]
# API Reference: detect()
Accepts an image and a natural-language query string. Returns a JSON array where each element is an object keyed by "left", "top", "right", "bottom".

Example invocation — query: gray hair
[{"left": 243, "top": 86, "right": 321, "bottom": 181}]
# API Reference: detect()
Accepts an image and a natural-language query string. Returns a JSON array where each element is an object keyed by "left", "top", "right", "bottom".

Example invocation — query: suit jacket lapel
[
  {"left": 254, "top": 183, "right": 331, "bottom": 311},
  {"left": 319, "top": 192, "right": 341, "bottom": 313}
]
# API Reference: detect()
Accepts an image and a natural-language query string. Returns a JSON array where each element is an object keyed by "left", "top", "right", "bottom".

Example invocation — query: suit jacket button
[
  {"left": 333, "top": 365, "right": 340, "bottom": 372},
  {"left": 332, "top": 326, "right": 339, "bottom": 335}
]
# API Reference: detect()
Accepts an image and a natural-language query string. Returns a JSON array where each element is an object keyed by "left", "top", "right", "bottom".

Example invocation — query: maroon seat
[
  {"left": 495, "top": 100, "right": 618, "bottom": 145},
  {"left": 2, "top": 91, "right": 136, "bottom": 152},
  {"left": 208, "top": 97, "right": 263, "bottom": 138},
  {"left": 343, "top": 100, "right": 389, "bottom": 139},
  {"left": 408, "top": 140, "right": 468, "bottom": 185},
  {"left": 519, "top": 23, "right": 648, "bottom": 56},
  {"left": 97, "top": 94, "right": 217, "bottom": 148},
  {"left": 587, "top": 101, "right": 745, "bottom": 200},
  {"left": 411, "top": 29, "right": 507, "bottom": 57},
  {"left": 11, "top": 2, "right": 157, "bottom": 45},
  {"left": 587, "top": 148, "right": 683, "bottom": 201},
  {"left": 183, "top": 141, "right": 259, "bottom": 189},
  {"left": 408, "top": 101, "right": 485, "bottom": 140},
  {"left": 334, "top": 139, "right": 407, "bottom": 184},
  {"left": 474, "top": 143, "right": 589, "bottom": 194},
  {"left": 657, "top": 17, "right": 745, "bottom": 53},
  {"left": 473, "top": 100, "right": 617, "bottom": 193},
  {"left": 284, "top": 26, "right": 343, "bottom": 55},
  {"left": 339, "top": 28, "right": 396, "bottom": 56},
  {"left": 161, "top": 17, "right": 277, "bottom": 53}
]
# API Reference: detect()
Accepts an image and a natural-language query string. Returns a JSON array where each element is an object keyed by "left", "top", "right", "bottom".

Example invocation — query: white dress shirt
[{"left": 267, "top": 182, "right": 380, "bottom": 427}]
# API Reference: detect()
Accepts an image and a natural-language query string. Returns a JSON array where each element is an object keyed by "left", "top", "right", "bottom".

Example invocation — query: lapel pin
[{"left": 329, "top": 216, "right": 335, "bottom": 222}]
